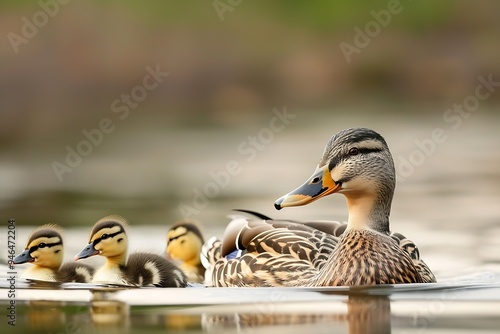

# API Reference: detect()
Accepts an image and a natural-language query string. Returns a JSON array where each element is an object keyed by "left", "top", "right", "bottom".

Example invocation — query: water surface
[{"left": 1, "top": 112, "right": 500, "bottom": 333}]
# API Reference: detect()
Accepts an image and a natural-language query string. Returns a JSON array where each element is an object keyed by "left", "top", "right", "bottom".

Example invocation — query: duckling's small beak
[
  {"left": 74, "top": 243, "right": 99, "bottom": 261},
  {"left": 274, "top": 165, "right": 341, "bottom": 210},
  {"left": 13, "top": 249, "right": 34, "bottom": 264}
]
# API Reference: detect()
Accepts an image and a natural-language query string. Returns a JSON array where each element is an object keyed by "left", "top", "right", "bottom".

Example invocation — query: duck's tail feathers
[{"left": 231, "top": 209, "right": 273, "bottom": 221}]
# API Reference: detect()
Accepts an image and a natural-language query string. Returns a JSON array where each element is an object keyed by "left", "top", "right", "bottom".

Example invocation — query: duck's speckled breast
[{"left": 311, "top": 229, "right": 423, "bottom": 286}]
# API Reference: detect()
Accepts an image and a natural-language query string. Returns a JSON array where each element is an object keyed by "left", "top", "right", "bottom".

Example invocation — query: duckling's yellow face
[
  {"left": 90, "top": 225, "right": 128, "bottom": 259},
  {"left": 14, "top": 226, "right": 64, "bottom": 270},
  {"left": 166, "top": 226, "right": 203, "bottom": 265},
  {"left": 75, "top": 216, "right": 130, "bottom": 264}
]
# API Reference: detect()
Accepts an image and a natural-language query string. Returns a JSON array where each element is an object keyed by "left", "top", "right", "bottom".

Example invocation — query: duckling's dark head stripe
[
  {"left": 90, "top": 220, "right": 126, "bottom": 240},
  {"left": 92, "top": 228, "right": 124, "bottom": 246},
  {"left": 27, "top": 229, "right": 63, "bottom": 247},
  {"left": 168, "top": 231, "right": 188, "bottom": 243},
  {"left": 28, "top": 241, "right": 62, "bottom": 253},
  {"left": 170, "top": 222, "right": 204, "bottom": 243}
]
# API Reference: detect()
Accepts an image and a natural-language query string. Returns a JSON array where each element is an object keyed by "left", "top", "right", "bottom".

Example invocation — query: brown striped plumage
[
  {"left": 210, "top": 216, "right": 341, "bottom": 287},
  {"left": 206, "top": 215, "right": 435, "bottom": 286},
  {"left": 310, "top": 230, "right": 423, "bottom": 286},
  {"left": 205, "top": 128, "right": 437, "bottom": 287}
]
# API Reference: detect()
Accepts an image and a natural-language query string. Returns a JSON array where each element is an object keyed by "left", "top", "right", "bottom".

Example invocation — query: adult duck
[{"left": 208, "top": 128, "right": 436, "bottom": 286}]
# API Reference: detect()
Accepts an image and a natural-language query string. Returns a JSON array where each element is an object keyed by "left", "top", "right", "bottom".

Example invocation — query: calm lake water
[
  {"left": 1, "top": 111, "right": 500, "bottom": 333},
  {"left": 0, "top": 275, "right": 499, "bottom": 334}
]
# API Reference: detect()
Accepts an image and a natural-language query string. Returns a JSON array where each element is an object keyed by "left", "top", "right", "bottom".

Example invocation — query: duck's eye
[
  {"left": 348, "top": 147, "right": 359, "bottom": 156},
  {"left": 311, "top": 176, "right": 321, "bottom": 184},
  {"left": 38, "top": 243, "right": 47, "bottom": 248},
  {"left": 101, "top": 234, "right": 109, "bottom": 240},
  {"left": 180, "top": 239, "right": 186, "bottom": 245}
]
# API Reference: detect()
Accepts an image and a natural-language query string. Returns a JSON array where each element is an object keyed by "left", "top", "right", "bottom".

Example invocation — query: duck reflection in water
[
  {"left": 200, "top": 294, "right": 391, "bottom": 334},
  {"left": 24, "top": 300, "right": 89, "bottom": 334},
  {"left": 89, "top": 289, "right": 130, "bottom": 331}
]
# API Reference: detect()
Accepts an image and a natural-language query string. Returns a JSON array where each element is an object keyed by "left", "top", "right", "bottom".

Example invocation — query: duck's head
[
  {"left": 166, "top": 220, "right": 204, "bottom": 266},
  {"left": 13, "top": 224, "right": 64, "bottom": 270},
  {"left": 274, "top": 128, "right": 395, "bottom": 232},
  {"left": 75, "top": 215, "right": 129, "bottom": 262}
]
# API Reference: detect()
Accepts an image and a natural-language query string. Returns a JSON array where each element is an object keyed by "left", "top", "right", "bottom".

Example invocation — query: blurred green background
[{"left": 1, "top": 0, "right": 499, "bottom": 230}]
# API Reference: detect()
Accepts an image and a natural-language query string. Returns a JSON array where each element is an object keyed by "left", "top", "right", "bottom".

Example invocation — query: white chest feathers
[
  {"left": 92, "top": 265, "right": 130, "bottom": 286},
  {"left": 21, "top": 267, "right": 57, "bottom": 282}
]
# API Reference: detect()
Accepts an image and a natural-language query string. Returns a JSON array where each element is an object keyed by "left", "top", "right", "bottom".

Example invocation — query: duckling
[
  {"left": 166, "top": 220, "right": 205, "bottom": 283},
  {"left": 209, "top": 128, "right": 436, "bottom": 287},
  {"left": 13, "top": 224, "right": 94, "bottom": 283},
  {"left": 74, "top": 215, "right": 187, "bottom": 287}
]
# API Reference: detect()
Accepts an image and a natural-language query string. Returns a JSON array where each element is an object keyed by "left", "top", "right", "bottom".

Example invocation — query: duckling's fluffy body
[
  {"left": 14, "top": 224, "right": 94, "bottom": 283},
  {"left": 206, "top": 128, "right": 436, "bottom": 287},
  {"left": 75, "top": 215, "right": 187, "bottom": 287}
]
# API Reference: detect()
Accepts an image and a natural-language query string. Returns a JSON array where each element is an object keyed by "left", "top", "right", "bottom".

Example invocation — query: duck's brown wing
[
  {"left": 212, "top": 217, "right": 342, "bottom": 287},
  {"left": 391, "top": 232, "right": 437, "bottom": 283},
  {"left": 298, "top": 220, "right": 347, "bottom": 238},
  {"left": 220, "top": 214, "right": 347, "bottom": 257},
  {"left": 231, "top": 210, "right": 347, "bottom": 239}
]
